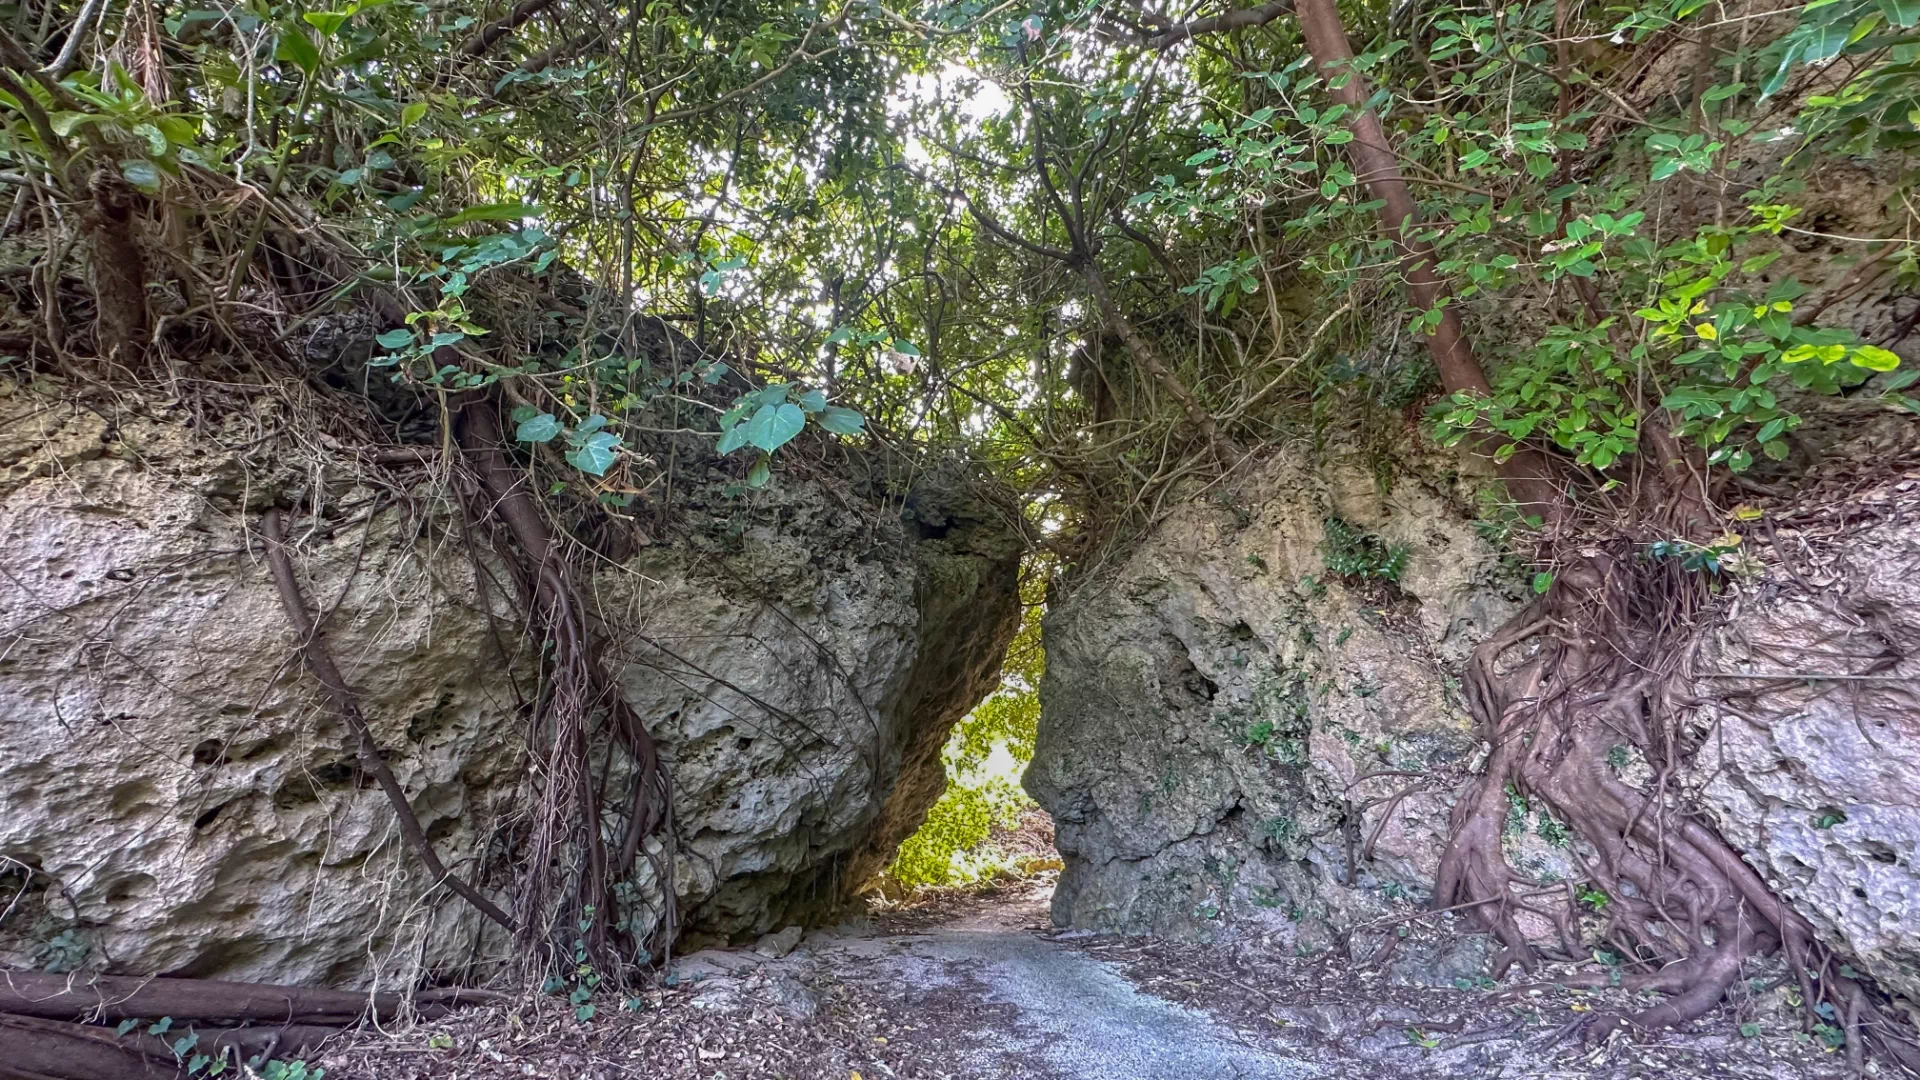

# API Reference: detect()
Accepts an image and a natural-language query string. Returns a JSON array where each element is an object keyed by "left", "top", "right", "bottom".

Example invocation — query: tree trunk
[{"left": 1292, "top": 0, "right": 1558, "bottom": 514}]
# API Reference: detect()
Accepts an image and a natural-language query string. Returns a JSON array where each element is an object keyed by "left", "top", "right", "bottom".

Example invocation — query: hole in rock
[
  {"left": 191, "top": 738, "right": 228, "bottom": 766},
  {"left": 872, "top": 565, "right": 1059, "bottom": 922}
]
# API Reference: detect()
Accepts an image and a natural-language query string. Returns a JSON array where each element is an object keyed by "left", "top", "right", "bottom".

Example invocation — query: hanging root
[
  {"left": 456, "top": 398, "right": 675, "bottom": 970},
  {"left": 261, "top": 509, "right": 517, "bottom": 932},
  {"left": 1435, "top": 539, "right": 1920, "bottom": 1070}
]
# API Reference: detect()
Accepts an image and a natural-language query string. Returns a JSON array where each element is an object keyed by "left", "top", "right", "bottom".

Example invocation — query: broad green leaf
[
  {"left": 566, "top": 431, "right": 621, "bottom": 475},
  {"left": 1851, "top": 344, "right": 1902, "bottom": 371},
  {"left": 401, "top": 101, "right": 428, "bottom": 127},
  {"left": 276, "top": 27, "right": 322, "bottom": 74},
  {"left": 745, "top": 403, "right": 806, "bottom": 453},
  {"left": 889, "top": 338, "right": 921, "bottom": 357},
  {"left": 302, "top": 10, "right": 352, "bottom": 35},
  {"left": 373, "top": 328, "right": 414, "bottom": 349},
  {"left": 444, "top": 202, "right": 539, "bottom": 225},
  {"left": 50, "top": 112, "right": 99, "bottom": 138},
  {"left": 134, "top": 123, "right": 168, "bottom": 155},
  {"left": 797, "top": 389, "right": 827, "bottom": 413},
  {"left": 119, "top": 159, "right": 161, "bottom": 192},
  {"left": 515, "top": 413, "right": 562, "bottom": 443},
  {"left": 746, "top": 455, "right": 772, "bottom": 488},
  {"left": 716, "top": 420, "right": 750, "bottom": 454},
  {"left": 817, "top": 406, "right": 865, "bottom": 436}
]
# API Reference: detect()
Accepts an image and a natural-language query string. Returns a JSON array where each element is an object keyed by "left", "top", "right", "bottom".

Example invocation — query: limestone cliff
[
  {"left": 0, "top": 378, "right": 1020, "bottom": 986},
  {"left": 1029, "top": 433, "right": 1920, "bottom": 1000}
]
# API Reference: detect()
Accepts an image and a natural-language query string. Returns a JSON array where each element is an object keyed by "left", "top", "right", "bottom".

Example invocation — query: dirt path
[
  {"left": 330, "top": 881, "right": 1855, "bottom": 1080},
  {"left": 806, "top": 885, "right": 1309, "bottom": 1079}
]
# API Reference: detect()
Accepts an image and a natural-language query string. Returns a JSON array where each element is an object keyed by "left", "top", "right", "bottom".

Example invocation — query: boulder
[
  {"left": 0, "top": 379, "right": 1021, "bottom": 985},
  {"left": 1687, "top": 493, "right": 1920, "bottom": 1002},
  {"left": 1030, "top": 434, "right": 1920, "bottom": 1006}
]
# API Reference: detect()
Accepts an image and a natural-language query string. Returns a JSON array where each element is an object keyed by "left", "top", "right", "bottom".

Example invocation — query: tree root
[
  {"left": 0, "top": 1012, "right": 337, "bottom": 1079},
  {"left": 456, "top": 398, "right": 675, "bottom": 967},
  {"left": 0, "top": 970, "right": 505, "bottom": 1024},
  {"left": 1433, "top": 541, "right": 1920, "bottom": 1072},
  {"left": 260, "top": 508, "right": 516, "bottom": 932},
  {"left": 0, "top": 973, "right": 508, "bottom": 1079}
]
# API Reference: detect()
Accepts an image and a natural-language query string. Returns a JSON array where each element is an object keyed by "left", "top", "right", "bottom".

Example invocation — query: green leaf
[
  {"left": 745, "top": 403, "right": 806, "bottom": 453},
  {"left": 746, "top": 455, "right": 772, "bottom": 488},
  {"left": 275, "top": 26, "right": 322, "bottom": 74},
  {"left": 889, "top": 338, "right": 922, "bottom": 357},
  {"left": 515, "top": 413, "right": 562, "bottom": 443},
  {"left": 443, "top": 202, "right": 539, "bottom": 225},
  {"left": 374, "top": 328, "right": 414, "bottom": 350},
  {"left": 1532, "top": 572, "right": 1554, "bottom": 594},
  {"left": 716, "top": 420, "right": 750, "bottom": 454},
  {"left": 134, "top": 123, "right": 168, "bottom": 155},
  {"left": 1851, "top": 344, "right": 1901, "bottom": 371},
  {"left": 1882, "top": 0, "right": 1919, "bottom": 27},
  {"left": 817, "top": 405, "right": 865, "bottom": 436},
  {"left": 119, "top": 159, "right": 161, "bottom": 192},
  {"left": 401, "top": 101, "right": 428, "bottom": 127},
  {"left": 566, "top": 431, "right": 621, "bottom": 475},
  {"left": 573, "top": 1003, "right": 596, "bottom": 1022},
  {"left": 302, "top": 10, "right": 352, "bottom": 35},
  {"left": 797, "top": 389, "right": 827, "bottom": 412},
  {"left": 47, "top": 111, "right": 97, "bottom": 139}
]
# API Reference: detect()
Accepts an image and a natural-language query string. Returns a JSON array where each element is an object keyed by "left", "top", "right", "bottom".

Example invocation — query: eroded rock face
[
  {"left": 0, "top": 392, "right": 521, "bottom": 987},
  {"left": 1032, "top": 437, "right": 1920, "bottom": 1002},
  {"left": 602, "top": 464, "right": 1023, "bottom": 944},
  {"left": 1687, "top": 502, "right": 1920, "bottom": 1002},
  {"left": 0, "top": 382, "right": 1020, "bottom": 984},
  {"left": 1026, "top": 446, "right": 1524, "bottom": 945}
]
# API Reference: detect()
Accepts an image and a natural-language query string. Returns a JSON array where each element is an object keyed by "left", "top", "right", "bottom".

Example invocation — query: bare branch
[{"left": 1121, "top": 1, "right": 1296, "bottom": 50}]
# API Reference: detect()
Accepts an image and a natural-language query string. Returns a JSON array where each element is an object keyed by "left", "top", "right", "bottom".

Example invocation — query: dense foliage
[{"left": 7, "top": 0, "right": 1912, "bottom": 507}]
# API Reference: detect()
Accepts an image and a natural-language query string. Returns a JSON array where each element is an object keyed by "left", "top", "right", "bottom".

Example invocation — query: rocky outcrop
[
  {"left": 603, "top": 461, "right": 1023, "bottom": 944},
  {"left": 0, "top": 390, "right": 522, "bottom": 986},
  {"left": 1026, "top": 444, "right": 1524, "bottom": 947},
  {"left": 1030, "top": 435, "right": 1920, "bottom": 1000},
  {"left": 1687, "top": 486, "right": 1920, "bottom": 1002},
  {"left": 0, "top": 380, "right": 1020, "bottom": 985}
]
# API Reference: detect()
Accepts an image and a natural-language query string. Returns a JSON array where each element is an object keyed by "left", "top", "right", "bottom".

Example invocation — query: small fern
[{"left": 1321, "top": 517, "right": 1410, "bottom": 583}]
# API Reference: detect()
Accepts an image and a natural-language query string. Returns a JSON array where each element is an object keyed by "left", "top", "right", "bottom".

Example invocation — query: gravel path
[{"left": 814, "top": 893, "right": 1313, "bottom": 1080}]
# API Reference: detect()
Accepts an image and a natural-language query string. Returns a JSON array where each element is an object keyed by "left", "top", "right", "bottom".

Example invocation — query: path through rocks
[{"left": 331, "top": 880, "right": 1856, "bottom": 1080}]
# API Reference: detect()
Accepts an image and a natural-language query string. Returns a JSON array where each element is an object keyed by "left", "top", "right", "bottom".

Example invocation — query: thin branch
[{"left": 459, "top": 0, "right": 560, "bottom": 58}]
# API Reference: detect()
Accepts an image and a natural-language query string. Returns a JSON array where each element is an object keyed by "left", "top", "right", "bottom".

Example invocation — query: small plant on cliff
[{"left": 1321, "top": 518, "right": 1409, "bottom": 584}]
